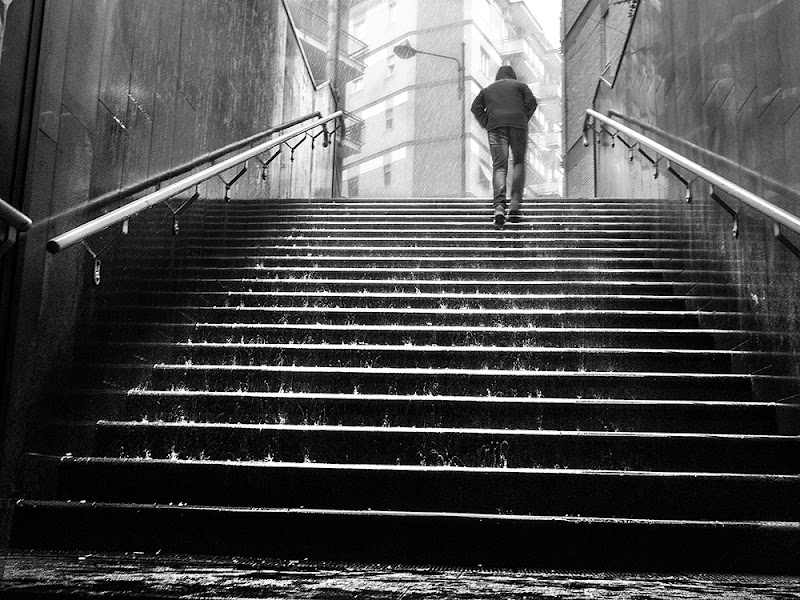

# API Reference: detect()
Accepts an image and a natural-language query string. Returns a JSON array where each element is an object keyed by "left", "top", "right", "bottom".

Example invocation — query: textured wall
[
  {"left": 1, "top": 0, "right": 337, "bottom": 502},
  {"left": 562, "top": 0, "right": 633, "bottom": 197},
  {"left": 593, "top": 0, "right": 800, "bottom": 382}
]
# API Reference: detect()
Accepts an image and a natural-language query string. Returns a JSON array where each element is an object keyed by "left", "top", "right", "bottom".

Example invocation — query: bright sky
[{"left": 523, "top": 0, "right": 562, "bottom": 48}]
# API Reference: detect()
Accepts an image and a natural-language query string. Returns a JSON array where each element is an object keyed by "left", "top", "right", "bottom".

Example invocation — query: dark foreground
[{"left": 1, "top": 552, "right": 798, "bottom": 599}]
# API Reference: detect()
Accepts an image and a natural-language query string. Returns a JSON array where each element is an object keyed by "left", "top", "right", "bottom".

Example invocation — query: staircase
[{"left": 12, "top": 196, "right": 800, "bottom": 573}]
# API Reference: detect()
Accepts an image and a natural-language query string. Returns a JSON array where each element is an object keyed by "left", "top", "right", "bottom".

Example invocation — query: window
[
  {"left": 480, "top": 48, "right": 491, "bottom": 78},
  {"left": 385, "top": 107, "right": 394, "bottom": 130},
  {"left": 349, "top": 176, "right": 359, "bottom": 197},
  {"left": 352, "top": 77, "right": 363, "bottom": 92},
  {"left": 384, "top": 163, "right": 392, "bottom": 186},
  {"left": 387, "top": 55, "right": 395, "bottom": 78}
]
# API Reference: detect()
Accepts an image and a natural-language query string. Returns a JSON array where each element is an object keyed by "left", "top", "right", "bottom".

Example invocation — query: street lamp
[{"left": 393, "top": 39, "right": 467, "bottom": 198}]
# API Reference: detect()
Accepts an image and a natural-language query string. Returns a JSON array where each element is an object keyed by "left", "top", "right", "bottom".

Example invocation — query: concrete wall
[
  {"left": 591, "top": 0, "right": 800, "bottom": 383},
  {"left": 0, "top": 0, "right": 337, "bottom": 508},
  {"left": 562, "top": 0, "right": 633, "bottom": 197}
]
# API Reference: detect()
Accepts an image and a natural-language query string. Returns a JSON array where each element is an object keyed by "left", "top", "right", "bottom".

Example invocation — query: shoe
[
  {"left": 508, "top": 196, "right": 522, "bottom": 223},
  {"left": 493, "top": 207, "right": 505, "bottom": 227}
]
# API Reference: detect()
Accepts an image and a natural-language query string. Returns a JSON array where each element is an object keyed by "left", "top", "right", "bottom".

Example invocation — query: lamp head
[{"left": 393, "top": 39, "right": 417, "bottom": 59}]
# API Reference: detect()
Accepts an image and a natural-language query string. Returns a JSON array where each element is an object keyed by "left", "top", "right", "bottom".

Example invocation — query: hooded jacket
[{"left": 470, "top": 65, "right": 538, "bottom": 131}]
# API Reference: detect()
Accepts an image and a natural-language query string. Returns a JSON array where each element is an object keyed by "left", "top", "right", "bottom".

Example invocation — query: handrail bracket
[
  {"left": 615, "top": 135, "right": 636, "bottom": 161},
  {"left": 666, "top": 161, "right": 695, "bottom": 202},
  {"left": 256, "top": 150, "right": 282, "bottom": 180},
  {"left": 81, "top": 219, "right": 129, "bottom": 285},
  {"left": 217, "top": 163, "right": 249, "bottom": 203},
  {"left": 638, "top": 148, "right": 661, "bottom": 179},
  {"left": 166, "top": 189, "right": 201, "bottom": 235},
  {"left": 710, "top": 185, "right": 739, "bottom": 238},
  {"left": 773, "top": 223, "right": 800, "bottom": 260},
  {"left": 287, "top": 136, "right": 307, "bottom": 162}
]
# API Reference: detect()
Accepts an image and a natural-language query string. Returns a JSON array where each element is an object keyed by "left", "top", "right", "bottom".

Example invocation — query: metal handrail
[
  {"left": 47, "top": 111, "right": 343, "bottom": 254},
  {"left": 0, "top": 197, "right": 32, "bottom": 232},
  {"left": 42, "top": 111, "right": 325, "bottom": 231},
  {"left": 585, "top": 109, "right": 800, "bottom": 237},
  {"left": 607, "top": 109, "right": 800, "bottom": 207}
]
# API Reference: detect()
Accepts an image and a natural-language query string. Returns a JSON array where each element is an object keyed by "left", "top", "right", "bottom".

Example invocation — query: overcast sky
[{"left": 524, "top": 0, "right": 562, "bottom": 48}]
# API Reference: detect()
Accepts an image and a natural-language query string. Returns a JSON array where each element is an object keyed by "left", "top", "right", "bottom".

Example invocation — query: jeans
[{"left": 488, "top": 127, "right": 527, "bottom": 212}]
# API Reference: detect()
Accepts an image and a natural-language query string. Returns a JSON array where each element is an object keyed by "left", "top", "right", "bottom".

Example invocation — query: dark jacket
[{"left": 470, "top": 65, "right": 537, "bottom": 131}]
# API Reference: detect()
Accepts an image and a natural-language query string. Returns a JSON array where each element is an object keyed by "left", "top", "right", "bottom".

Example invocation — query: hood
[{"left": 495, "top": 65, "right": 517, "bottom": 81}]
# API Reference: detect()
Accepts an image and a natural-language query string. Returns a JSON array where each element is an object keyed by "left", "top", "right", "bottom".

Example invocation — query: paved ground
[{"left": 1, "top": 552, "right": 799, "bottom": 599}]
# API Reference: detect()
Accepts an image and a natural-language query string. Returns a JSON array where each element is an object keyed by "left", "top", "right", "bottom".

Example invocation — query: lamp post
[{"left": 393, "top": 39, "right": 467, "bottom": 198}]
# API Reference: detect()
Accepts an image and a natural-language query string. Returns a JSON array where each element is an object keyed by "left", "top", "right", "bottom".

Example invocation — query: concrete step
[
  {"left": 96, "top": 305, "right": 709, "bottom": 328},
  {"left": 86, "top": 390, "right": 790, "bottom": 433},
  {"left": 148, "top": 256, "right": 724, "bottom": 271},
  {"left": 198, "top": 212, "right": 693, "bottom": 222},
  {"left": 191, "top": 219, "right": 694, "bottom": 232},
  {"left": 175, "top": 235, "right": 713, "bottom": 249},
  {"left": 162, "top": 226, "right": 691, "bottom": 239},
  {"left": 111, "top": 261, "right": 712, "bottom": 279},
  {"left": 22, "top": 455, "right": 800, "bottom": 521},
  {"left": 91, "top": 322, "right": 724, "bottom": 349},
  {"left": 134, "top": 363, "right": 776, "bottom": 401},
  {"left": 165, "top": 244, "right": 722, "bottom": 258},
  {"left": 196, "top": 202, "right": 689, "bottom": 214},
  {"left": 94, "top": 341, "right": 737, "bottom": 373},
  {"left": 91, "top": 421, "right": 800, "bottom": 473},
  {"left": 200, "top": 197, "right": 681, "bottom": 206},
  {"left": 104, "top": 290, "right": 708, "bottom": 311},
  {"left": 111, "top": 276, "right": 696, "bottom": 295},
  {"left": 12, "top": 500, "right": 799, "bottom": 572}
]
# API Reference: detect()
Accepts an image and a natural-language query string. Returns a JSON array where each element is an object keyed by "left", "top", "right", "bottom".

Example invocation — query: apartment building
[{"left": 342, "top": 0, "right": 562, "bottom": 198}]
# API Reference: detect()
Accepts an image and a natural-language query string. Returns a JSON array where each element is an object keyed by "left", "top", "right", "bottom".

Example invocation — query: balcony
[
  {"left": 340, "top": 111, "right": 365, "bottom": 158},
  {"left": 498, "top": 37, "right": 544, "bottom": 82},
  {"left": 287, "top": 1, "right": 367, "bottom": 84},
  {"left": 530, "top": 81, "right": 562, "bottom": 102},
  {"left": 532, "top": 131, "right": 562, "bottom": 150}
]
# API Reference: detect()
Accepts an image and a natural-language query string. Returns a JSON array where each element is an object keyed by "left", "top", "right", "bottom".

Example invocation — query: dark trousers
[{"left": 488, "top": 127, "right": 527, "bottom": 212}]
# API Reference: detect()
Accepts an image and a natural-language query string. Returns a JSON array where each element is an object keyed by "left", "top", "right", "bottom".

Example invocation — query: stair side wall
[
  {"left": 0, "top": 0, "right": 337, "bottom": 538},
  {"left": 589, "top": 0, "right": 800, "bottom": 390}
]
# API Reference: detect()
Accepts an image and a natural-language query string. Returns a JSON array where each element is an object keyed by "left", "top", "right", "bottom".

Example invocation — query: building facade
[{"left": 342, "top": 0, "right": 562, "bottom": 199}]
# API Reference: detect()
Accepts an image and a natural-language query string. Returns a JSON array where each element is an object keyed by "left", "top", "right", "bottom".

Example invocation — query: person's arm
[
  {"left": 523, "top": 86, "right": 538, "bottom": 121},
  {"left": 470, "top": 90, "right": 489, "bottom": 129}
]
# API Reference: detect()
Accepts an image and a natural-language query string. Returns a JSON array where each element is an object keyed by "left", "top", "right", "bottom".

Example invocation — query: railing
[
  {"left": 43, "top": 112, "right": 327, "bottom": 231},
  {"left": 607, "top": 109, "right": 800, "bottom": 211},
  {"left": 341, "top": 111, "right": 365, "bottom": 151},
  {"left": 0, "top": 197, "right": 32, "bottom": 233},
  {"left": 47, "top": 111, "right": 343, "bottom": 258},
  {"left": 584, "top": 109, "right": 800, "bottom": 257}
]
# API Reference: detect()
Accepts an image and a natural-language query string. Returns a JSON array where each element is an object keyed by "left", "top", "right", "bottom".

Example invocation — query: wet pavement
[{"left": 1, "top": 552, "right": 799, "bottom": 599}]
